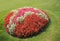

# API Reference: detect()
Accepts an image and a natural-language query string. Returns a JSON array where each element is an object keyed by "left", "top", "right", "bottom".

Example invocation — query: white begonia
[
  {"left": 37, "top": 13, "right": 45, "bottom": 18},
  {"left": 9, "top": 20, "right": 12, "bottom": 24},
  {"left": 9, "top": 29, "right": 14, "bottom": 35},
  {"left": 37, "top": 12, "right": 49, "bottom": 21},
  {"left": 9, "top": 16, "right": 14, "bottom": 24},
  {"left": 9, "top": 13, "right": 16, "bottom": 24},
  {"left": 8, "top": 23, "right": 16, "bottom": 35},
  {"left": 7, "top": 24, "right": 10, "bottom": 29},
  {"left": 10, "top": 23, "right": 15, "bottom": 29},
  {"left": 24, "top": 11, "right": 34, "bottom": 17},
  {"left": 17, "top": 16, "right": 24, "bottom": 23},
  {"left": 11, "top": 9, "right": 18, "bottom": 15},
  {"left": 34, "top": 8, "right": 39, "bottom": 10},
  {"left": 7, "top": 23, "right": 15, "bottom": 30},
  {"left": 44, "top": 15, "right": 49, "bottom": 21},
  {"left": 40, "top": 11, "right": 49, "bottom": 21}
]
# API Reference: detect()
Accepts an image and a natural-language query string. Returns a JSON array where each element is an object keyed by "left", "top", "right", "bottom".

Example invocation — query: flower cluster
[{"left": 4, "top": 7, "right": 49, "bottom": 38}]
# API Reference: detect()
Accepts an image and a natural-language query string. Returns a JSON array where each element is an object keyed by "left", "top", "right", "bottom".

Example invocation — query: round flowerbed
[{"left": 4, "top": 7, "right": 49, "bottom": 38}]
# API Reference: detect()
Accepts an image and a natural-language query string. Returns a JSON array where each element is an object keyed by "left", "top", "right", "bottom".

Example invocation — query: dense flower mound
[{"left": 4, "top": 7, "right": 49, "bottom": 38}]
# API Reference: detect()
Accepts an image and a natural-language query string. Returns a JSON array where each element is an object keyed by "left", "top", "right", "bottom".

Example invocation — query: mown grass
[{"left": 0, "top": 0, "right": 60, "bottom": 41}]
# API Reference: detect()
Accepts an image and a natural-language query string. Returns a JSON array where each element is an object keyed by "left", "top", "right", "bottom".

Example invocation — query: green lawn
[{"left": 0, "top": 0, "right": 60, "bottom": 41}]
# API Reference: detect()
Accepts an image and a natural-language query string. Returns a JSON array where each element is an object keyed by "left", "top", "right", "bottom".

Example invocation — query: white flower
[
  {"left": 7, "top": 23, "right": 16, "bottom": 35},
  {"left": 24, "top": 11, "right": 34, "bottom": 17},
  {"left": 9, "top": 29, "right": 14, "bottom": 35},
  {"left": 7, "top": 24, "right": 10, "bottom": 29},
  {"left": 37, "top": 13, "right": 45, "bottom": 18},
  {"left": 12, "top": 9, "right": 18, "bottom": 14},
  {"left": 17, "top": 16, "right": 24, "bottom": 22},
  {"left": 37, "top": 12, "right": 49, "bottom": 21},
  {"left": 45, "top": 16, "right": 49, "bottom": 21},
  {"left": 34, "top": 8, "right": 39, "bottom": 10}
]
